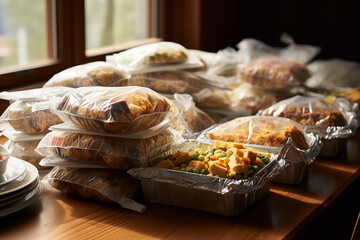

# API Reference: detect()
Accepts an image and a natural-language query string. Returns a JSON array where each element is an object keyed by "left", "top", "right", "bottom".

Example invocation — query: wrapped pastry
[
  {"left": 106, "top": 41, "right": 203, "bottom": 74},
  {"left": 229, "top": 83, "right": 293, "bottom": 114},
  {"left": 0, "top": 100, "right": 62, "bottom": 134},
  {"left": 170, "top": 94, "right": 215, "bottom": 136},
  {"left": 4, "top": 139, "right": 47, "bottom": 169},
  {"left": 124, "top": 71, "right": 206, "bottom": 94},
  {"left": 43, "top": 167, "right": 145, "bottom": 212},
  {"left": 192, "top": 88, "right": 232, "bottom": 108},
  {"left": 43, "top": 61, "right": 130, "bottom": 88},
  {"left": 52, "top": 86, "right": 175, "bottom": 133},
  {"left": 238, "top": 57, "right": 311, "bottom": 89},
  {"left": 205, "top": 116, "right": 309, "bottom": 150},
  {"left": 260, "top": 96, "right": 348, "bottom": 127},
  {"left": 36, "top": 128, "right": 180, "bottom": 169}
]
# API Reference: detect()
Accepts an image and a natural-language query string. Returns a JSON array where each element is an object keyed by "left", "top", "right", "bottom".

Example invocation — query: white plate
[
  {"left": 0, "top": 157, "right": 26, "bottom": 187},
  {"left": 0, "top": 159, "right": 39, "bottom": 196},
  {"left": 0, "top": 182, "right": 44, "bottom": 217},
  {"left": 0, "top": 178, "right": 39, "bottom": 205}
]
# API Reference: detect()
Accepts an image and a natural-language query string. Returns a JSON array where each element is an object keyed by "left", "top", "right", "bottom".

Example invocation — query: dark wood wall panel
[{"left": 158, "top": 0, "right": 360, "bottom": 62}]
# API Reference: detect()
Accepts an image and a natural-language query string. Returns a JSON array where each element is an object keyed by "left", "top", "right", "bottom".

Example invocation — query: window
[
  {"left": 0, "top": 0, "right": 158, "bottom": 90},
  {"left": 0, "top": 0, "right": 54, "bottom": 70}
]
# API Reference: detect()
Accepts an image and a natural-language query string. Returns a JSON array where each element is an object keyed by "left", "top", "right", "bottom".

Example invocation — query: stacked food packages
[
  {"left": 36, "top": 86, "right": 182, "bottom": 212},
  {"left": 0, "top": 87, "right": 72, "bottom": 170},
  {"left": 1, "top": 39, "right": 358, "bottom": 216},
  {"left": 106, "top": 41, "right": 208, "bottom": 94}
]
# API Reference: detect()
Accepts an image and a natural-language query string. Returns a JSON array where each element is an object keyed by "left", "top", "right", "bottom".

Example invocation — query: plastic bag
[
  {"left": 204, "top": 116, "right": 309, "bottom": 150},
  {"left": 36, "top": 128, "right": 181, "bottom": 169},
  {"left": 125, "top": 70, "right": 207, "bottom": 94},
  {"left": 43, "top": 166, "right": 146, "bottom": 213},
  {"left": 237, "top": 57, "right": 311, "bottom": 90},
  {"left": 106, "top": 41, "right": 203, "bottom": 74},
  {"left": 49, "top": 120, "right": 171, "bottom": 139},
  {"left": 4, "top": 139, "right": 47, "bottom": 169},
  {"left": 229, "top": 83, "right": 294, "bottom": 114},
  {"left": 260, "top": 95, "right": 359, "bottom": 139},
  {"left": 192, "top": 88, "right": 232, "bottom": 108},
  {"left": 0, "top": 86, "right": 72, "bottom": 102},
  {"left": 0, "top": 100, "right": 62, "bottom": 134},
  {"left": 51, "top": 86, "right": 176, "bottom": 133},
  {"left": 43, "top": 61, "right": 130, "bottom": 88},
  {"left": 170, "top": 94, "right": 215, "bottom": 136},
  {"left": 305, "top": 59, "right": 360, "bottom": 91},
  {"left": 236, "top": 33, "right": 320, "bottom": 64}
]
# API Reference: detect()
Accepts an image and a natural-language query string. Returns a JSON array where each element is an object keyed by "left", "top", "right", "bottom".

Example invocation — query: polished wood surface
[{"left": 1, "top": 131, "right": 360, "bottom": 240}]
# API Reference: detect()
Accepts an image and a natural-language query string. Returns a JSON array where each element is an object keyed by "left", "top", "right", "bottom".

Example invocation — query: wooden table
[{"left": 1, "top": 131, "right": 360, "bottom": 240}]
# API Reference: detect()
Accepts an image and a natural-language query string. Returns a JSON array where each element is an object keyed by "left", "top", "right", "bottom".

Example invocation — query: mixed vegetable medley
[{"left": 152, "top": 140, "right": 271, "bottom": 179}]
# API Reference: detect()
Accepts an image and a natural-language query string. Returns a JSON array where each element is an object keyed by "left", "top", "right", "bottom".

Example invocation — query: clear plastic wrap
[
  {"left": 106, "top": 41, "right": 203, "bottom": 74},
  {"left": 229, "top": 83, "right": 294, "bottom": 114},
  {"left": 49, "top": 120, "right": 170, "bottom": 139},
  {"left": 51, "top": 86, "right": 176, "bottom": 133},
  {"left": 0, "top": 87, "right": 72, "bottom": 102},
  {"left": 0, "top": 100, "right": 62, "bottom": 134},
  {"left": 171, "top": 94, "right": 215, "bottom": 136},
  {"left": 123, "top": 70, "right": 207, "bottom": 94},
  {"left": 305, "top": 59, "right": 360, "bottom": 91},
  {"left": 4, "top": 139, "right": 47, "bottom": 170},
  {"left": 340, "top": 87, "right": 360, "bottom": 103},
  {"left": 260, "top": 95, "right": 355, "bottom": 131},
  {"left": 237, "top": 57, "right": 311, "bottom": 90},
  {"left": 201, "top": 116, "right": 322, "bottom": 184},
  {"left": 43, "top": 166, "right": 145, "bottom": 213},
  {"left": 128, "top": 141, "right": 286, "bottom": 215},
  {"left": 236, "top": 34, "right": 321, "bottom": 64},
  {"left": 43, "top": 61, "right": 130, "bottom": 88},
  {"left": 204, "top": 116, "right": 309, "bottom": 150},
  {"left": 36, "top": 128, "right": 182, "bottom": 169},
  {"left": 189, "top": 49, "right": 240, "bottom": 89},
  {"left": 192, "top": 88, "right": 233, "bottom": 108},
  {"left": 260, "top": 95, "right": 359, "bottom": 156}
]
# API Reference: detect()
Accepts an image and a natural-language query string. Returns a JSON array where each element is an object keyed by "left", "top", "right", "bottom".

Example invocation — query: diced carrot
[
  {"left": 188, "top": 160, "right": 206, "bottom": 171},
  {"left": 242, "top": 157, "right": 250, "bottom": 164},
  {"left": 174, "top": 152, "right": 191, "bottom": 165},
  {"left": 154, "top": 159, "right": 174, "bottom": 169}
]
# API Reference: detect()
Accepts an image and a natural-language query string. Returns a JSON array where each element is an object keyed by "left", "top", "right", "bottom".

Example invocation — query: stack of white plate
[{"left": 0, "top": 157, "right": 43, "bottom": 217}]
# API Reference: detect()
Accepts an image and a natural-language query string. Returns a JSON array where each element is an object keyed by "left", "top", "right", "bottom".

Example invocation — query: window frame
[{"left": 0, "top": 0, "right": 159, "bottom": 91}]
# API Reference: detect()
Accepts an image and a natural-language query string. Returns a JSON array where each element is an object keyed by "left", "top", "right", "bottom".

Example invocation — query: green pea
[
  {"left": 214, "top": 149, "right": 224, "bottom": 154},
  {"left": 199, "top": 151, "right": 207, "bottom": 156},
  {"left": 190, "top": 152, "right": 199, "bottom": 160},
  {"left": 180, "top": 163, "right": 187, "bottom": 168},
  {"left": 215, "top": 152, "right": 227, "bottom": 158},
  {"left": 198, "top": 155, "right": 205, "bottom": 161},
  {"left": 194, "top": 148, "right": 203, "bottom": 153}
]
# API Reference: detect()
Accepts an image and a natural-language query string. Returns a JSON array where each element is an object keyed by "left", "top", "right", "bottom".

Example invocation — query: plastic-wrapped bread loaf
[
  {"left": 125, "top": 71, "right": 206, "bottom": 94},
  {"left": 36, "top": 128, "right": 180, "bottom": 169},
  {"left": 44, "top": 167, "right": 146, "bottom": 212},
  {"left": 0, "top": 101, "right": 62, "bottom": 134},
  {"left": 238, "top": 57, "right": 311, "bottom": 89},
  {"left": 43, "top": 61, "right": 130, "bottom": 88}
]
